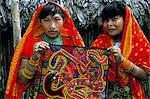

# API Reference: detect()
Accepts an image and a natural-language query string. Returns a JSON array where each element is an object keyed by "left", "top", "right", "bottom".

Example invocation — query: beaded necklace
[{"left": 42, "top": 34, "right": 63, "bottom": 45}]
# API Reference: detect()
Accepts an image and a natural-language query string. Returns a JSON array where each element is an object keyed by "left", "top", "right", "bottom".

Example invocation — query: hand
[
  {"left": 32, "top": 41, "right": 50, "bottom": 60},
  {"left": 108, "top": 46, "right": 124, "bottom": 63}
]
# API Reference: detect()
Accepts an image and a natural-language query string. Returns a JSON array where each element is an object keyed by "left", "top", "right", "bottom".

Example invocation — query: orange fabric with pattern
[
  {"left": 91, "top": 6, "right": 150, "bottom": 98},
  {"left": 5, "top": 2, "right": 84, "bottom": 98}
]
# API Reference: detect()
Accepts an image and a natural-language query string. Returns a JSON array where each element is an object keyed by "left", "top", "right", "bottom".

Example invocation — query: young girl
[{"left": 91, "top": 1, "right": 149, "bottom": 98}]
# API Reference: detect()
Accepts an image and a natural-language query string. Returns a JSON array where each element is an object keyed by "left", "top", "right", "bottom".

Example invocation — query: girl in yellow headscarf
[{"left": 5, "top": 2, "right": 85, "bottom": 98}]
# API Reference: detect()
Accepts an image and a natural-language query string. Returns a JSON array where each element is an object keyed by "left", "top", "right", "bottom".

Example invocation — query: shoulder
[
  {"left": 93, "top": 34, "right": 109, "bottom": 43},
  {"left": 91, "top": 34, "right": 107, "bottom": 47},
  {"left": 97, "top": 34, "right": 108, "bottom": 39},
  {"left": 24, "top": 37, "right": 43, "bottom": 46}
]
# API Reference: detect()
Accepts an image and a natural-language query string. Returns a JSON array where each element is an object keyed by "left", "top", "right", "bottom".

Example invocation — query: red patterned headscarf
[
  {"left": 5, "top": 2, "right": 84, "bottom": 98},
  {"left": 91, "top": 6, "right": 150, "bottom": 98}
]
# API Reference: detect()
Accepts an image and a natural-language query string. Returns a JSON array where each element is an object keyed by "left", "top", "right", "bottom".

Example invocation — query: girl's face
[
  {"left": 40, "top": 13, "right": 64, "bottom": 38},
  {"left": 103, "top": 16, "right": 124, "bottom": 38}
]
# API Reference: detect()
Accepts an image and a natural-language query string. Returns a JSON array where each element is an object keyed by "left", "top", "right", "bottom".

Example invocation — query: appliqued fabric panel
[{"left": 25, "top": 45, "right": 109, "bottom": 98}]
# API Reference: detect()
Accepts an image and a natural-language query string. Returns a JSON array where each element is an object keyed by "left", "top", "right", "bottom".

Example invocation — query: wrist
[
  {"left": 120, "top": 58, "right": 130, "bottom": 68},
  {"left": 32, "top": 55, "right": 39, "bottom": 61},
  {"left": 32, "top": 51, "right": 41, "bottom": 61},
  {"left": 32, "top": 53, "right": 40, "bottom": 61},
  {"left": 120, "top": 58, "right": 134, "bottom": 74},
  {"left": 29, "top": 56, "right": 40, "bottom": 66}
]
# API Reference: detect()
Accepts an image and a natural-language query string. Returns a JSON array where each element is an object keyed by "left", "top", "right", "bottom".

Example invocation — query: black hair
[
  {"left": 101, "top": 1, "right": 126, "bottom": 22},
  {"left": 38, "top": 4, "right": 65, "bottom": 20}
]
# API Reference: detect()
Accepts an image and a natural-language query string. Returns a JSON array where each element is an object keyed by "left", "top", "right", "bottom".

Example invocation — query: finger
[
  {"left": 34, "top": 47, "right": 43, "bottom": 52},
  {"left": 109, "top": 49, "right": 114, "bottom": 54},
  {"left": 40, "top": 41, "right": 49, "bottom": 46},
  {"left": 34, "top": 48, "right": 39, "bottom": 52},
  {"left": 39, "top": 44, "right": 48, "bottom": 49},
  {"left": 107, "top": 47, "right": 112, "bottom": 51},
  {"left": 111, "top": 47, "right": 121, "bottom": 53},
  {"left": 107, "top": 47, "right": 113, "bottom": 54},
  {"left": 113, "top": 52, "right": 119, "bottom": 57},
  {"left": 34, "top": 42, "right": 41, "bottom": 49},
  {"left": 112, "top": 49, "right": 119, "bottom": 53},
  {"left": 38, "top": 47, "right": 45, "bottom": 52},
  {"left": 40, "top": 41, "right": 50, "bottom": 49},
  {"left": 40, "top": 43, "right": 50, "bottom": 49},
  {"left": 34, "top": 45, "right": 39, "bottom": 49}
]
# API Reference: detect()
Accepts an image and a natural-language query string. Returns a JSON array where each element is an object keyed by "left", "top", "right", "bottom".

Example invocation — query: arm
[
  {"left": 18, "top": 58, "right": 38, "bottom": 84},
  {"left": 18, "top": 41, "right": 50, "bottom": 84},
  {"left": 131, "top": 64, "right": 147, "bottom": 80},
  {"left": 120, "top": 57, "right": 147, "bottom": 80},
  {"left": 108, "top": 46, "right": 148, "bottom": 80}
]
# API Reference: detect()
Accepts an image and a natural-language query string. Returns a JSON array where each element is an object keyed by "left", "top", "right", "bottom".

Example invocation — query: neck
[
  {"left": 111, "top": 34, "right": 122, "bottom": 41},
  {"left": 42, "top": 34, "right": 63, "bottom": 45},
  {"left": 45, "top": 33, "right": 59, "bottom": 39}
]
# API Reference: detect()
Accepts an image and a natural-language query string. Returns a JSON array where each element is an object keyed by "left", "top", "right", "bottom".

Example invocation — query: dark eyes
[
  {"left": 44, "top": 19, "right": 49, "bottom": 21},
  {"left": 104, "top": 16, "right": 120, "bottom": 23},
  {"left": 55, "top": 18, "right": 61, "bottom": 20},
  {"left": 44, "top": 18, "right": 61, "bottom": 21},
  {"left": 112, "top": 17, "right": 119, "bottom": 20}
]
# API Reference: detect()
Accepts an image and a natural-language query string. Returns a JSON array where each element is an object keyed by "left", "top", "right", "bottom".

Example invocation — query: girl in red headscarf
[
  {"left": 91, "top": 1, "right": 150, "bottom": 99},
  {"left": 5, "top": 2, "right": 85, "bottom": 98}
]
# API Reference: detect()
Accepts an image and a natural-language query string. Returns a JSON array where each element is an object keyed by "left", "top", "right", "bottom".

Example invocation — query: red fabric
[
  {"left": 5, "top": 2, "right": 84, "bottom": 98},
  {"left": 91, "top": 6, "right": 150, "bottom": 98},
  {"left": 37, "top": 94, "right": 47, "bottom": 99}
]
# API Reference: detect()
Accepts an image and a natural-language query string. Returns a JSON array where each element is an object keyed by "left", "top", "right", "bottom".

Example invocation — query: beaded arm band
[
  {"left": 21, "top": 65, "right": 37, "bottom": 79},
  {"left": 120, "top": 58, "right": 135, "bottom": 74},
  {"left": 21, "top": 56, "right": 40, "bottom": 79},
  {"left": 21, "top": 69, "right": 34, "bottom": 79},
  {"left": 24, "top": 66, "right": 35, "bottom": 75},
  {"left": 29, "top": 56, "right": 39, "bottom": 66}
]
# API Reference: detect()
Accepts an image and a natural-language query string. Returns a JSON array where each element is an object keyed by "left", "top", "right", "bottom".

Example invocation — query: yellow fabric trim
[
  {"left": 6, "top": 38, "right": 25, "bottom": 94},
  {"left": 123, "top": 12, "right": 132, "bottom": 58},
  {"left": 6, "top": 11, "right": 34, "bottom": 95},
  {"left": 12, "top": 83, "right": 18, "bottom": 96}
]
